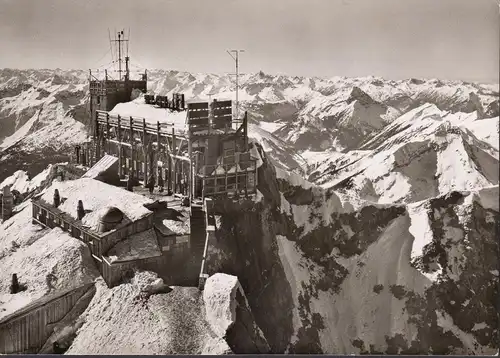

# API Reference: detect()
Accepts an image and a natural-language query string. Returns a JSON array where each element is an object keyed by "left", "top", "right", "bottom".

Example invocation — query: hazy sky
[{"left": 0, "top": 0, "right": 498, "bottom": 82}]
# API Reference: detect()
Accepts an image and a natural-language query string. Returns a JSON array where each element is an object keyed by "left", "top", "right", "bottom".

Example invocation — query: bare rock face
[{"left": 203, "top": 273, "right": 271, "bottom": 354}]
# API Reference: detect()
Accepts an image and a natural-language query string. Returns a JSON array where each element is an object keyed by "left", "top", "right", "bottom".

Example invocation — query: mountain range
[{"left": 0, "top": 68, "right": 498, "bottom": 354}]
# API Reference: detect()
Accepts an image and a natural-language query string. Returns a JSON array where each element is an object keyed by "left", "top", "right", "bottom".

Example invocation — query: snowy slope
[
  {"left": 0, "top": 164, "right": 52, "bottom": 195},
  {"left": 0, "top": 205, "right": 99, "bottom": 320},
  {"left": 307, "top": 104, "right": 499, "bottom": 208},
  {"left": 248, "top": 123, "right": 307, "bottom": 172}
]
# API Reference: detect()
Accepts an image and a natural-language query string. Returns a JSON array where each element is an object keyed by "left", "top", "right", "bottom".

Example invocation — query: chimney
[
  {"left": 53, "top": 189, "right": 61, "bottom": 208},
  {"left": 75, "top": 145, "right": 81, "bottom": 164},
  {"left": 10, "top": 273, "right": 20, "bottom": 294},
  {"left": 1, "top": 187, "right": 13, "bottom": 222},
  {"left": 77, "top": 200, "right": 85, "bottom": 220}
]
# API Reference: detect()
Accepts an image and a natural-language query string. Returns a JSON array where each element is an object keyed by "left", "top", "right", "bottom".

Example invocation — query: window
[
  {"left": 227, "top": 175, "right": 236, "bottom": 185},
  {"left": 237, "top": 174, "right": 247, "bottom": 184}
]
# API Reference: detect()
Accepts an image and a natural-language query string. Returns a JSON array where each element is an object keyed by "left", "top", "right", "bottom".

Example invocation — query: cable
[
  {"left": 108, "top": 28, "right": 115, "bottom": 63},
  {"left": 128, "top": 51, "right": 147, "bottom": 71},
  {"left": 90, "top": 48, "right": 112, "bottom": 70}
]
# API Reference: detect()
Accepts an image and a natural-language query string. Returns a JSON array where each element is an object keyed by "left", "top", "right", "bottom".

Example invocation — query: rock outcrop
[
  {"left": 202, "top": 143, "right": 498, "bottom": 354},
  {"left": 203, "top": 273, "right": 270, "bottom": 354}
]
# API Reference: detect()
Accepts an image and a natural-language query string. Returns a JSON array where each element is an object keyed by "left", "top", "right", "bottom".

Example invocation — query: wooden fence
[{"left": 0, "top": 284, "right": 94, "bottom": 354}]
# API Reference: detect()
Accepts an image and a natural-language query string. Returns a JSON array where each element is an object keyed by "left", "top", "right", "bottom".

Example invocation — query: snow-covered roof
[
  {"left": 109, "top": 97, "right": 188, "bottom": 131},
  {"left": 40, "top": 178, "right": 153, "bottom": 232},
  {"left": 82, "top": 154, "right": 118, "bottom": 179},
  {"left": 105, "top": 228, "right": 162, "bottom": 263},
  {"left": 159, "top": 218, "right": 190, "bottom": 236}
]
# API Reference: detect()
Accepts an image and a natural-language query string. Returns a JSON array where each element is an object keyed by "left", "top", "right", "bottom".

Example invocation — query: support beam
[
  {"left": 117, "top": 115, "right": 122, "bottom": 178},
  {"left": 143, "top": 118, "right": 148, "bottom": 187},
  {"left": 172, "top": 128, "right": 176, "bottom": 194},
  {"left": 243, "top": 111, "right": 248, "bottom": 151},
  {"left": 129, "top": 116, "right": 134, "bottom": 178},
  {"left": 188, "top": 135, "right": 192, "bottom": 200},
  {"left": 106, "top": 113, "right": 110, "bottom": 154},
  {"left": 170, "top": 154, "right": 191, "bottom": 162},
  {"left": 95, "top": 114, "right": 100, "bottom": 163},
  {"left": 156, "top": 121, "right": 161, "bottom": 186},
  {"left": 167, "top": 137, "right": 172, "bottom": 193}
]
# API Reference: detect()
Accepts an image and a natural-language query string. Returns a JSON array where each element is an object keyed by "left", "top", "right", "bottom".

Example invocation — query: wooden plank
[
  {"left": 188, "top": 109, "right": 209, "bottom": 119},
  {"left": 214, "top": 114, "right": 232, "bottom": 121},
  {"left": 188, "top": 118, "right": 209, "bottom": 125},
  {"left": 213, "top": 100, "right": 232, "bottom": 108},
  {"left": 187, "top": 102, "right": 209, "bottom": 110},
  {"left": 213, "top": 107, "right": 232, "bottom": 116},
  {"left": 212, "top": 118, "right": 231, "bottom": 129}
]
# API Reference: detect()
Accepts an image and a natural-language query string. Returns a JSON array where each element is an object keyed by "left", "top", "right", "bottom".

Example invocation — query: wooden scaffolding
[{"left": 77, "top": 97, "right": 258, "bottom": 200}]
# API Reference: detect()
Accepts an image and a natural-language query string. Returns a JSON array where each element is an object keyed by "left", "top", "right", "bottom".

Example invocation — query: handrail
[
  {"left": 198, "top": 198, "right": 215, "bottom": 289},
  {"left": 95, "top": 113, "right": 188, "bottom": 137},
  {"left": 95, "top": 110, "right": 243, "bottom": 135}
]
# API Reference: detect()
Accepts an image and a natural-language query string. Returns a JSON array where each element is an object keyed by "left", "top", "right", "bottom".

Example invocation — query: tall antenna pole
[
  {"left": 111, "top": 30, "right": 128, "bottom": 81},
  {"left": 227, "top": 49, "right": 245, "bottom": 119},
  {"left": 118, "top": 31, "right": 122, "bottom": 80},
  {"left": 125, "top": 28, "right": 130, "bottom": 81}
]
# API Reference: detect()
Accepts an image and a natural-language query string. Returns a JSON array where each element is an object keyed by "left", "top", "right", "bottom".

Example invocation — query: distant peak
[
  {"left": 346, "top": 86, "right": 377, "bottom": 106},
  {"left": 408, "top": 78, "right": 426, "bottom": 85}
]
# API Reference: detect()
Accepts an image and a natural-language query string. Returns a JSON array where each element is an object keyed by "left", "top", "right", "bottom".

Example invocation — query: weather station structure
[
  {"left": 28, "top": 30, "right": 258, "bottom": 293},
  {"left": 77, "top": 32, "right": 257, "bottom": 202}
]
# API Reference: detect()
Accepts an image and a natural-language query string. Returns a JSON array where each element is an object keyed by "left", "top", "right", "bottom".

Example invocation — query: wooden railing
[
  {"left": 198, "top": 158, "right": 257, "bottom": 198},
  {"left": 96, "top": 111, "right": 188, "bottom": 138},
  {"left": 31, "top": 199, "right": 101, "bottom": 257},
  {"left": 95, "top": 110, "right": 244, "bottom": 138}
]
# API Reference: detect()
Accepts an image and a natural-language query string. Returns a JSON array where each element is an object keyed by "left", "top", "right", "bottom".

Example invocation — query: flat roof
[
  {"left": 109, "top": 98, "right": 187, "bottom": 130},
  {"left": 105, "top": 228, "right": 162, "bottom": 264},
  {"left": 40, "top": 178, "right": 154, "bottom": 232}
]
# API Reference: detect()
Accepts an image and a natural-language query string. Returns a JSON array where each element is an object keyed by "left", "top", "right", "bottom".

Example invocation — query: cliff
[{"left": 202, "top": 142, "right": 498, "bottom": 354}]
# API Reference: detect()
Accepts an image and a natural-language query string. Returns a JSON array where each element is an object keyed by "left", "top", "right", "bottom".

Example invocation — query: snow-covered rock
[
  {"left": 67, "top": 272, "right": 230, "bottom": 355},
  {"left": 203, "top": 273, "right": 270, "bottom": 353}
]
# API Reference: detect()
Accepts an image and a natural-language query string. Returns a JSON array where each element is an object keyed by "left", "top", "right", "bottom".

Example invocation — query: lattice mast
[
  {"left": 227, "top": 50, "right": 245, "bottom": 119},
  {"left": 111, "top": 30, "right": 130, "bottom": 81}
]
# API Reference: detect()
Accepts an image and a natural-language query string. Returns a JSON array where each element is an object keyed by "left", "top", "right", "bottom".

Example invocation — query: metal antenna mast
[
  {"left": 227, "top": 49, "right": 245, "bottom": 119},
  {"left": 111, "top": 30, "right": 129, "bottom": 81}
]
